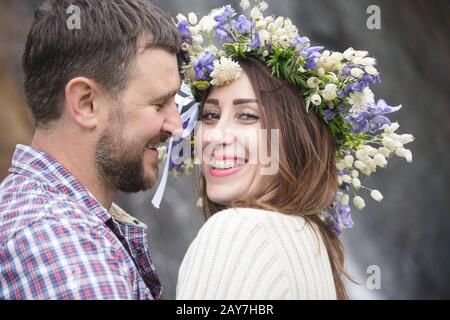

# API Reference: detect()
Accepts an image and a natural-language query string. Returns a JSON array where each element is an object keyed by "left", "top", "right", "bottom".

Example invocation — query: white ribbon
[{"left": 151, "top": 82, "right": 199, "bottom": 209}]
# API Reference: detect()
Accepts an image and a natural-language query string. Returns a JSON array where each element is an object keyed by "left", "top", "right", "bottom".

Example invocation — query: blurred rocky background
[{"left": 1, "top": 0, "right": 449, "bottom": 299}]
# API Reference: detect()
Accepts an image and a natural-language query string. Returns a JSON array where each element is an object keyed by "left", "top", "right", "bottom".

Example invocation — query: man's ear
[{"left": 65, "top": 77, "right": 100, "bottom": 129}]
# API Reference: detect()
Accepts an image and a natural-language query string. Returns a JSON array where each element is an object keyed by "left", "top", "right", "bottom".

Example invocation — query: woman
[
  {"left": 176, "top": 57, "right": 343, "bottom": 299},
  {"left": 164, "top": 1, "right": 413, "bottom": 300}
]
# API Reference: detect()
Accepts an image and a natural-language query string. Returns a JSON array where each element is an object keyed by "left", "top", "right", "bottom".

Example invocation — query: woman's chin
[{"left": 206, "top": 188, "right": 239, "bottom": 206}]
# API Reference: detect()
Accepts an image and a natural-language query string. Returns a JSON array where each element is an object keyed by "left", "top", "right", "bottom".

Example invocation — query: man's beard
[{"left": 95, "top": 124, "right": 159, "bottom": 193}]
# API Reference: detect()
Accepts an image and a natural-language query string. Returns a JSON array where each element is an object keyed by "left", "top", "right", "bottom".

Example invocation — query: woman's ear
[{"left": 65, "top": 77, "right": 99, "bottom": 129}]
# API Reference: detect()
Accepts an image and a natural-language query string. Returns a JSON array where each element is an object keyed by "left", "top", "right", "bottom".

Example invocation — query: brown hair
[
  {"left": 22, "top": 0, "right": 181, "bottom": 128},
  {"left": 199, "top": 57, "right": 351, "bottom": 299}
]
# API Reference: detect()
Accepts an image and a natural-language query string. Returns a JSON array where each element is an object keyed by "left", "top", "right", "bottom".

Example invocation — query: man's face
[{"left": 95, "top": 47, "right": 182, "bottom": 193}]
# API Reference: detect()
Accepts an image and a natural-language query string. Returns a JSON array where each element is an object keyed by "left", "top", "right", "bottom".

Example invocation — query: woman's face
[{"left": 200, "top": 71, "right": 274, "bottom": 206}]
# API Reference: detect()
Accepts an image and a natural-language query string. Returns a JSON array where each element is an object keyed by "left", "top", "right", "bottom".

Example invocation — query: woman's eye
[
  {"left": 238, "top": 112, "right": 260, "bottom": 121},
  {"left": 202, "top": 112, "right": 220, "bottom": 121}
]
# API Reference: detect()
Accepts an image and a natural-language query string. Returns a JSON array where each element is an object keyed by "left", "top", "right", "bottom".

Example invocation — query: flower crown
[{"left": 154, "top": 0, "right": 414, "bottom": 235}]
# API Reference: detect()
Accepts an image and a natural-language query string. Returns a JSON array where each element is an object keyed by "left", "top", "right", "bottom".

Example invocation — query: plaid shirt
[{"left": 0, "top": 145, "right": 162, "bottom": 300}]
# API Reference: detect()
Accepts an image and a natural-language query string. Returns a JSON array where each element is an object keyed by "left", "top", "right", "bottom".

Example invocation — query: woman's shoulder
[{"left": 202, "top": 207, "right": 308, "bottom": 235}]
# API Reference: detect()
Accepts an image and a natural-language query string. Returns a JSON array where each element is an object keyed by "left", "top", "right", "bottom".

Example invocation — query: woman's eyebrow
[
  {"left": 205, "top": 98, "right": 259, "bottom": 105},
  {"left": 205, "top": 98, "right": 219, "bottom": 105},
  {"left": 233, "top": 98, "right": 258, "bottom": 105}
]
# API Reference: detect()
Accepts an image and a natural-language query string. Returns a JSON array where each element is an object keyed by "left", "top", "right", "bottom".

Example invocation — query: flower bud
[
  {"left": 352, "top": 177, "right": 361, "bottom": 189},
  {"left": 311, "top": 93, "right": 322, "bottom": 106},
  {"left": 340, "top": 194, "right": 350, "bottom": 206},
  {"left": 188, "top": 12, "right": 198, "bottom": 25},
  {"left": 344, "top": 155, "right": 354, "bottom": 168},
  {"left": 370, "top": 190, "right": 383, "bottom": 202},
  {"left": 353, "top": 196, "right": 366, "bottom": 209}
]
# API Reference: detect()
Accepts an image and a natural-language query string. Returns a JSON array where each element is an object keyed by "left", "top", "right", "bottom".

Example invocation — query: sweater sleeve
[{"left": 176, "top": 208, "right": 336, "bottom": 300}]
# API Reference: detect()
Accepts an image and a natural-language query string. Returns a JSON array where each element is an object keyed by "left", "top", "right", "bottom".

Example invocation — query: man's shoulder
[{"left": 0, "top": 174, "right": 103, "bottom": 246}]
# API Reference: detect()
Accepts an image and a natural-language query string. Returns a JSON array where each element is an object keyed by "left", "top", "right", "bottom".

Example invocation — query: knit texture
[{"left": 177, "top": 208, "right": 337, "bottom": 299}]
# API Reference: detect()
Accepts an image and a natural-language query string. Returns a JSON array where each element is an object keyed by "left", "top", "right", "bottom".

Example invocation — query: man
[{"left": 0, "top": 0, "right": 183, "bottom": 299}]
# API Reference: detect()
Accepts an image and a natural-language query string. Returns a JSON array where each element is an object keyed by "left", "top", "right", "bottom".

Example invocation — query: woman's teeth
[{"left": 210, "top": 159, "right": 245, "bottom": 170}]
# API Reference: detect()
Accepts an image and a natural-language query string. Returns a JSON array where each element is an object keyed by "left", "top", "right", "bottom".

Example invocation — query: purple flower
[
  {"left": 231, "top": 14, "right": 251, "bottom": 34},
  {"left": 346, "top": 111, "right": 371, "bottom": 134},
  {"left": 213, "top": 6, "right": 235, "bottom": 23},
  {"left": 368, "top": 99, "right": 402, "bottom": 115},
  {"left": 294, "top": 36, "right": 310, "bottom": 47},
  {"left": 323, "top": 109, "right": 337, "bottom": 121},
  {"left": 250, "top": 31, "right": 262, "bottom": 49},
  {"left": 215, "top": 23, "right": 234, "bottom": 42},
  {"left": 194, "top": 51, "right": 215, "bottom": 80},
  {"left": 368, "top": 115, "right": 391, "bottom": 133},
  {"left": 301, "top": 46, "right": 323, "bottom": 70},
  {"left": 336, "top": 203, "right": 353, "bottom": 228},
  {"left": 177, "top": 20, "right": 192, "bottom": 44}
]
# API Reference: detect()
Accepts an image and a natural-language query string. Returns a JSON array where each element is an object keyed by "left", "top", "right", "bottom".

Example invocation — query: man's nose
[{"left": 162, "top": 100, "right": 183, "bottom": 138}]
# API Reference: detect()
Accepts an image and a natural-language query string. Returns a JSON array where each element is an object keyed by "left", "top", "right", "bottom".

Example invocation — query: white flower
[
  {"left": 360, "top": 167, "right": 372, "bottom": 176},
  {"left": 210, "top": 57, "right": 242, "bottom": 86},
  {"left": 340, "top": 194, "right": 350, "bottom": 206},
  {"left": 351, "top": 68, "right": 364, "bottom": 78},
  {"left": 198, "top": 15, "right": 217, "bottom": 33},
  {"left": 343, "top": 47, "right": 356, "bottom": 61},
  {"left": 188, "top": 12, "right": 198, "bottom": 25},
  {"left": 267, "top": 23, "right": 277, "bottom": 33},
  {"left": 342, "top": 175, "right": 352, "bottom": 184},
  {"left": 373, "top": 153, "right": 388, "bottom": 167},
  {"left": 398, "top": 134, "right": 415, "bottom": 145},
  {"left": 377, "top": 147, "right": 392, "bottom": 158},
  {"left": 382, "top": 136, "right": 402, "bottom": 151},
  {"left": 370, "top": 190, "right": 383, "bottom": 202},
  {"left": 344, "top": 155, "right": 354, "bottom": 168},
  {"left": 240, "top": 0, "right": 250, "bottom": 10},
  {"left": 258, "top": 1, "right": 269, "bottom": 11},
  {"left": 351, "top": 169, "right": 359, "bottom": 178},
  {"left": 355, "top": 50, "right": 369, "bottom": 58},
  {"left": 321, "top": 83, "right": 338, "bottom": 101},
  {"left": 356, "top": 149, "right": 370, "bottom": 161},
  {"left": 176, "top": 13, "right": 187, "bottom": 23},
  {"left": 395, "top": 147, "right": 413, "bottom": 162},
  {"left": 250, "top": 7, "right": 263, "bottom": 20},
  {"left": 336, "top": 161, "right": 345, "bottom": 171},
  {"left": 255, "top": 20, "right": 267, "bottom": 31},
  {"left": 352, "top": 177, "right": 361, "bottom": 189},
  {"left": 192, "top": 35, "right": 203, "bottom": 45},
  {"left": 274, "top": 17, "right": 284, "bottom": 28},
  {"left": 311, "top": 93, "right": 322, "bottom": 106},
  {"left": 307, "top": 77, "right": 320, "bottom": 89},
  {"left": 258, "top": 29, "right": 270, "bottom": 46},
  {"left": 382, "top": 122, "right": 400, "bottom": 134},
  {"left": 327, "top": 72, "right": 339, "bottom": 83},
  {"left": 365, "top": 66, "right": 379, "bottom": 75},
  {"left": 353, "top": 196, "right": 366, "bottom": 209},
  {"left": 360, "top": 57, "right": 376, "bottom": 66},
  {"left": 348, "top": 87, "right": 375, "bottom": 114},
  {"left": 364, "top": 145, "right": 378, "bottom": 157},
  {"left": 354, "top": 160, "right": 366, "bottom": 170}
]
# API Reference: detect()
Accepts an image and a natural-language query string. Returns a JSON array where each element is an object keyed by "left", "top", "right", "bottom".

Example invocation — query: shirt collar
[{"left": 9, "top": 144, "right": 112, "bottom": 223}]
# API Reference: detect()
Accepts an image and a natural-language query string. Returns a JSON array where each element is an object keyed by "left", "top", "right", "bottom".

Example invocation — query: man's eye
[
  {"left": 238, "top": 112, "right": 260, "bottom": 121},
  {"left": 202, "top": 112, "right": 220, "bottom": 121}
]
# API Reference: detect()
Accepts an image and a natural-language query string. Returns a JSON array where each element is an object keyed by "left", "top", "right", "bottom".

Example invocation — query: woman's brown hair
[{"left": 198, "top": 57, "right": 351, "bottom": 299}]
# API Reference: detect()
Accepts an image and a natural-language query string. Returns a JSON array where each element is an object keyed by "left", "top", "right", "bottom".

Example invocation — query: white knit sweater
[{"left": 176, "top": 208, "right": 337, "bottom": 299}]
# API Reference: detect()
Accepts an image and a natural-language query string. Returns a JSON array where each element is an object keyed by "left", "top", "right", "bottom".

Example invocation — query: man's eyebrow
[
  {"left": 233, "top": 98, "right": 258, "bottom": 105},
  {"left": 149, "top": 88, "right": 179, "bottom": 105}
]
